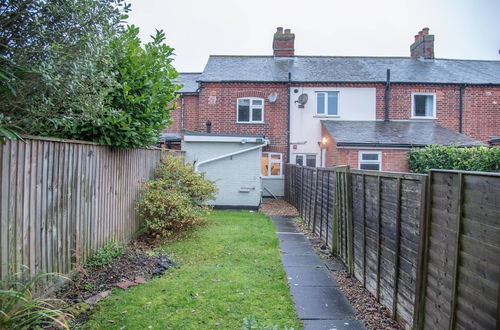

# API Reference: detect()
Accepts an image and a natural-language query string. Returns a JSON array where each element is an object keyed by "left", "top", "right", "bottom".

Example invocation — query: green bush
[
  {"left": 86, "top": 241, "right": 124, "bottom": 268},
  {"left": 408, "top": 145, "right": 500, "bottom": 173},
  {"left": 136, "top": 156, "right": 217, "bottom": 238},
  {"left": 0, "top": 272, "right": 70, "bottom": 329}
]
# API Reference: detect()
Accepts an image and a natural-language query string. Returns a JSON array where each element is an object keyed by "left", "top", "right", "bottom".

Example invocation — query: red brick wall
[
  {"left": 375, "top": 84, "right": 500, "bottom": 143},
  {"left": 463, "top": 87, "right": 500, "bottom": 144},
  {"left": 163, "top": 94, "right": 200, "bottom": 134},
  {"left": 322, "top": 125, "right": 409, "bottom": 172},
  {"left": 198, "top": 82, "right": 289, "bottom": 154}
]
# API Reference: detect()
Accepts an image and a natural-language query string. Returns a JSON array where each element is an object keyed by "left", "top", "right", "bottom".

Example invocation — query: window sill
[
  {"left": 410, "top": 116, "right": 436, "bottom": 120},
  {"left": 236, "top": 121, "right": 265, "bottom": 124},
  {"left": 261, "top": 176, "right": 284, "bottom": 179},
  {"left": 313, "top": 115, "right": 340, "bottom": 118}
]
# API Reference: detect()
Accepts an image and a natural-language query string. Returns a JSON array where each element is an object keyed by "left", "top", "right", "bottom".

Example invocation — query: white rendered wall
[
  {"left": 182, "top": 141, "right": 262, "bottom": 207},
  {"left": 289, "top": 87, "right": 376, "bottom": 166}
]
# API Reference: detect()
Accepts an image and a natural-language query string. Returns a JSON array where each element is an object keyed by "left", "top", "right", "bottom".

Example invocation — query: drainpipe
[
  {"left": 459, "top": 84, "right": 465, "bottom": 133},
  {"left": 384, "top": 69, "right": 391, "bottom": 121},
  {"left": 287, "top": 72, "right": 292, "bottom": 162},
  {"left": 180, "top": 96, "right": 185, "bottom": 130},
  {"left": 195, "top": 139, "right": 269, "bottom": 172}
]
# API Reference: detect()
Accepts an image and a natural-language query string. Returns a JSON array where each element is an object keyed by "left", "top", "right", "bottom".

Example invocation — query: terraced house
[{"left": 165, "top": 27, "right": 500, "bottom": 204}]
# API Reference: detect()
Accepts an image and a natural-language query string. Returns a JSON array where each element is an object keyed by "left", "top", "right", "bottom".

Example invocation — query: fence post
[
  {"left": 376, "top": 175, "right": 382, "bottom": 302},
  {"left": 312, "top": 168, "right": 319, "bottom": 234},
  {"left": 414, "top": 174, "right": 431, "bottom": 330},
  {"left": 346, "top": 166, "right": 354, "bottom": 275},
  {"left": 448, "top": 172, "right": 464, "bottom": 330},
  {"left": 362, "top": 173, "right": 367, "bottom": 287},
  {"left": 392, "top": 177, "right": 402, "bottom": 319}
]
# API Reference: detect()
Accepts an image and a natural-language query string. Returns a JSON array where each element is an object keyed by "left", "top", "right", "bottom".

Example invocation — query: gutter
[
  {"left": 195, "top": 139, "right": 269, "bottom": 172},
  {"left": 197, "top": 80, "right": 500, "bottom": 87}
]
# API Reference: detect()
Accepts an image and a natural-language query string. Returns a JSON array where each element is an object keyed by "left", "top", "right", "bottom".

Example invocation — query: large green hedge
[{"left": 408, "top": 145, "right": 500, "bottom": 173}]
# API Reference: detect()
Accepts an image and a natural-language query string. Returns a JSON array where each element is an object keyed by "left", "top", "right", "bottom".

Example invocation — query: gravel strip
[{"left": 259, "top": 198, "right": 299, "bottom": 217}]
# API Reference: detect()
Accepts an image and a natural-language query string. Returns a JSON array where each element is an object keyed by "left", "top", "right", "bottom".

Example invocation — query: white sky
[{"left": 126, "top": 0, "right": 500, "bottom": 72}]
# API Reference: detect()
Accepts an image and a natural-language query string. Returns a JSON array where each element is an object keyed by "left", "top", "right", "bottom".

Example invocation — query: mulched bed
[{"left": 56, "top": 248, "right": 173, "bottom": 303}]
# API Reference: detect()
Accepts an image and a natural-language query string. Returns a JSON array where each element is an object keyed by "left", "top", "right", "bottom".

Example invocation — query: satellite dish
[
  {"left": 268, "top": 92, "right": 278, "bottom": 103},
  {"left": 297, "top": 93, "right": 308, "bottom": 107}
]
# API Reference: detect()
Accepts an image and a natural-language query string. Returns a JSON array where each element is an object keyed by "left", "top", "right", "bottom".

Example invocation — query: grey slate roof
[
  {"left": 199, "top": 56, "right": 500, "bottom": 85},
  {"left": 177, "top": 72, "right": 201, "bottom": 93},
  {"left": 160, "top": 133, "right": 181, "bottom": 142},
  {"left": 321, "top": 121, "right": 484, "bottom": 147}
]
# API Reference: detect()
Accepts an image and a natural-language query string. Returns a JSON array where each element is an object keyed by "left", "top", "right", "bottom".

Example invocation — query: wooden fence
[
  {"left": 284, "top": 164, "right": 500, "bottom": 330},
  {"left": 0, "top": 136, "right": 174, "bottom": 287}
]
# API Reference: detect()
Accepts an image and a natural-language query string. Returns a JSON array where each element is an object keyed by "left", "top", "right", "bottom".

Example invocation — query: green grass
[{"left": 83, "top": 210, "right": 301, "bottom": 329}]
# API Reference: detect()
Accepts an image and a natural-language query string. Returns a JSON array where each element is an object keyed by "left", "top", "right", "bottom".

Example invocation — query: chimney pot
[
  {"left": 414, "top": 34, "right": 419, "bottom": 41},
  {"left": 422, "top": 27, "right": 429, "bottom": 35},
  {"left": 272, "top": 27, "right": 295, "bottom": 57},
  {"left": 418, "top": 30, "right": 424, "bottom": 37}
]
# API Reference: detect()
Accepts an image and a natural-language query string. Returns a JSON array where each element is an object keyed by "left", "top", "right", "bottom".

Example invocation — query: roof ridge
[{"left": 207, "top": 55, "right": 500, "bottom": 62}]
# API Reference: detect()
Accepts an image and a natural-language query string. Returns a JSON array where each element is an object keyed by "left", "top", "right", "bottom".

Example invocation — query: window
[
  {"left": 237, "top": 98, "right": 264, "bottom": 123},
  {"left": 316, "top": 92, "right": 338, "bottom": 116},
  {"left": 359, "top": 151, "right": 381, "bottom": 171},
  {"left": 262, "top": 152, "right": 282, "bottom": 177},
  {"left": 412, "top": 93, "right": 435, "bottom": 118},
  {"left": 295, "top": 154, "right": 317, "bottom": 167}
]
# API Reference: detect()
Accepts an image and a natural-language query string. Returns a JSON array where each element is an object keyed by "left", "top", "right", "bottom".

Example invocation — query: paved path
[{"left": 272, "top": 216, "right": 365, "bottom": 330}]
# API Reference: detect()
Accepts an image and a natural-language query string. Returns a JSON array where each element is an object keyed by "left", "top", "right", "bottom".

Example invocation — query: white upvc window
[
  {"left": 359, "top": 151, "right": 382, "bottom": 171},
  {"left": 411, "top": 93, "right": 436, "bottom": 118},
  {"left": 261, "top": 152, "right": 282, "bottom": 177},
  {"left": 237, "top": 97, "right": 264, "bottom": 123},
  {"left": 295, "top": 154, "right": 317, "bottom": 167},
  {"left": 316, "top": 92, "right": 339, "bottom": 116}
]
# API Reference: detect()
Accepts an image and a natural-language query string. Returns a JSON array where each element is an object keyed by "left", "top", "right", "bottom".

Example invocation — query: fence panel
[
  {"left": 0, "top": 137, "right": 171, "bottom": 288},
  {"left": 417, "top": 170, "right": 500, "bottom": 330}
]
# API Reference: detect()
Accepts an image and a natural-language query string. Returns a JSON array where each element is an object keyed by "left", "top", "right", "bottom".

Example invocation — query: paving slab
[
  {"left": 274, "top": 222, "right": 301, "bottom": 233},
  {"left": 279, "top": 241, "right": 315, "bottom": 254},
  {"left": 281, "top": 254, "right": 324, "bottom": 267},
  {"left": 303, "top": 319, "right": 366, "bottom": 330},
  {"left": 285, "top": 266, "right": 338, "bottom": 287},
  {"left": 277, "top": 233, "right": 310, "bottom": 244},
  {"left": 290, "top": 286, "right": 355, "bottom": 320}
]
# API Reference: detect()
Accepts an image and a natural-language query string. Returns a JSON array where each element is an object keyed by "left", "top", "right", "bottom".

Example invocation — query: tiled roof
[
  {"left": 199, "top": 56, "right": 500, "bottom": 85},
  {"left": 177, "top": 72, "right": 201, "bottom": 93},
  {"left": 321, "top": 120, "right": 484, "bottom": 147}
]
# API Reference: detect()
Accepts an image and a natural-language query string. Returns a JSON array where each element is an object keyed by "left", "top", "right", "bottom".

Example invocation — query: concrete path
[{"left": 272, "top": 216, "right": 365, "bottom": 330}]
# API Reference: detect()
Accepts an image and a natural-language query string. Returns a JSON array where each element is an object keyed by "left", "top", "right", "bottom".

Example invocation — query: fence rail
[
  {"left": 284, "top": 164, "right": 500, "bottom": 330},
  {"left": 0, "top": 137, "right": 173, "bottom": 288}
]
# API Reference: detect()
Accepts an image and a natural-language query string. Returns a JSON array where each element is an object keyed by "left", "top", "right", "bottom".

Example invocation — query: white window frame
[
  {"left": 295, "top": 153, "right": 317, "bottom": 167},
  {"left": 236, "top": 97, "right": 264, "bottom": 123},
  {"left": 411, "top": 92, "right": 436, "bottom": 119},
  {"left": 359, "top": 151, "right": 382, "bottom": 171},
  {"left": 316, "top": 91, "right": 339, "bottom": 117},
  {"left": 262, "top": 152, "right": 283, "bottom": 177}
]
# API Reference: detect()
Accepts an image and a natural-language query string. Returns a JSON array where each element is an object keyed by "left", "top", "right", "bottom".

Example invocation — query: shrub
[
  {"left": 0, "top": 272, "right": 70, "bottom": 329},
  {"left": 86, "top": 241, "right": 124, "bottom": 268},
  {"left": 408, "top": 145, "right": 500, "bottom": 173},
  {"left": 136, "top": 156, "right": 217, "bottom": 238}
]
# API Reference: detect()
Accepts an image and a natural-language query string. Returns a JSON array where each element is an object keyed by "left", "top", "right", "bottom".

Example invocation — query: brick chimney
[
  {"left": 410, "top": 27, "right": 434, "bottom": 59},
  {"left": 273, "top": 27, "right": 295, "bottom": 57}
]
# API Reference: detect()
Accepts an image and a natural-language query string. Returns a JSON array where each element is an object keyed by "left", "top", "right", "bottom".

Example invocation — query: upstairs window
[
  {"left": 359, "top": 151, "right": 381, "bottom": 171},
  {"left": 237, "top": 98, "right": 264, "bottom": 123},
  {"left": 295, "top": 154, "right": 317, "bottom": 167},
  {"left": 262, "top": 152, "right": 282, "bottom": 177},
  {"left": 316, "top": 92, "right": 338, "bottom": 116},
  {"left": 412, "top": 93, "right": 436, "bottom": 118}
]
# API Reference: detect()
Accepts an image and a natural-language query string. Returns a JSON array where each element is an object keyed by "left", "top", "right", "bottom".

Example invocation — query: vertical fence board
[{"left": 0, "top": 137, "right": 170, "bottom": 292}]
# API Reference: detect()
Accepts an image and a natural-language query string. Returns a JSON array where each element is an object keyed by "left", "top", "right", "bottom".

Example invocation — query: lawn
[{"left": 83, "top": 210, "right": 301, "bottom": 329}]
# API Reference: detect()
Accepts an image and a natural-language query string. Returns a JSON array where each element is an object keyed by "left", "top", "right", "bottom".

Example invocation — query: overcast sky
[{"left": 126, "top": 0, "right": 500, "bottom": 72}]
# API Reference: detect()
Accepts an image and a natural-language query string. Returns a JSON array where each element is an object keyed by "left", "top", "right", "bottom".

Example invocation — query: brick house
[{"left": 166, "top": 27, "right": 499, "bottom": 197}]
